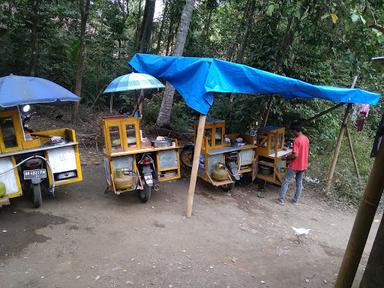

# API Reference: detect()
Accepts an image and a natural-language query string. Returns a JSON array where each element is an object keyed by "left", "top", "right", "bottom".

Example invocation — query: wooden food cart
[
  {"left": 103, "top": 115, "right": 181, "bottom": 202},
  {"left": 255, "top": 126, "right": 291, "bottom": 185},
  {"left": 0, "top": 108, "right": 82, "bottom": 208},
  {"left": 181, "top": 119, "right": 257, "bottom": 191}
]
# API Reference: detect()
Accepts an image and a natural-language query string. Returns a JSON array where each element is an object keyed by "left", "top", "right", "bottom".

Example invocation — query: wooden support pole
[
  {"left": 303, "top": 103, "right": 344, "bottom": 124},
  {"left": 359, "top": 212, "right": 384, "bottom": 288},
  {"left": 346, "top": 125, "right": 361, "bottom": 183},
  {"left": 325, "top": 75, "right": 358, "bottom": 194},
  {"left": 335, "top": 142, "right": 384, "bottom": 288},
  {"left": 186, "top": 114, "right": 207, "bottom": 217},
  {"left": 325, "top": 103, "right": 352, "bottom": 194}
]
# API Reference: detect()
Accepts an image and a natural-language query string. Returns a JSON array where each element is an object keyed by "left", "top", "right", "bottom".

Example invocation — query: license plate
[{"left": 23, "top": 169, "right": 47, "bottom": 180}]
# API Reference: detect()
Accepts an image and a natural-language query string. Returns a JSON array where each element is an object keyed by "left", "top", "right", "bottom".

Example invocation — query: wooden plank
[
  {"left": 186, "top": 115, "right": 206, "bottom": 217},
  {"left": 258, "top": 160, "right": 274, "bottom": 168},
  {"left": 107, "top": 145, "right": 180, "bottom": 157},
  {"left": 206, "top": 169, "right": 233, "bottom": 186},
  {"left": 209, "top": 178, "right": 234, "bottom": 186}
]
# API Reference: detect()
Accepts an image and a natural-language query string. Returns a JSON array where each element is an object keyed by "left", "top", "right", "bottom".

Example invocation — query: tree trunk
[
  {"left": 29, "top": 0, "right": 40, "bottom": 76},
  {"left": 135, "top": 0, "right": 143, "bottom": 49},
  {"left": 201, "top": 3, "right": 214, "bottom": 54},
  {"left": 236, "top": 0, "right": 256, "bottom": 63},
  {"left": 165, "top": 20, "right": 174, "bottom": 55},
  {"left": 156, "top": 0, "right": 169, "bottom": 54},
  {"left": 225, "top": 0, "right": 253, "bottom": 62},
  {"left": 72, "top": 0, "right": 91, "bottom": 123},
  {"left": 156, "top": 0, "right": 196, "bottom": 128},
  {"left": 139, "top": 0, "right": 155, "bottom": 53}
]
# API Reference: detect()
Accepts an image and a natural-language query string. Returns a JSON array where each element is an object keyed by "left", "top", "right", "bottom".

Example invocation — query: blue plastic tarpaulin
[
  {"left": 0, "top": 75, "right": 80, "bottom": 107},
  {"left": 129, "top": 54, "right": 381, "bottom": 115}
]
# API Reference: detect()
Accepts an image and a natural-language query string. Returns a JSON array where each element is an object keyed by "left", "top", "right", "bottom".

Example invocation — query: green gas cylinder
[{"left": 0, "top": 182, "right": 6, "bottom": 198}]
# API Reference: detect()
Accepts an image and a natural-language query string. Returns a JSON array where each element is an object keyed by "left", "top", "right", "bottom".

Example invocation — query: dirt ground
[{"left": 0, "top": 164, "right": 381, "bottom": 288}]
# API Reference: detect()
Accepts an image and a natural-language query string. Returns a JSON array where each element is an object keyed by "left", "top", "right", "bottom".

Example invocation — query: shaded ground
[{"left": 0, "top": 165, "right": 381, "bottom": 288}]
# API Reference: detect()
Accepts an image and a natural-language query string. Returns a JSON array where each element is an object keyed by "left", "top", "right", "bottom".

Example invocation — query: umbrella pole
[
  {"left": 186, "top": 114, "right": 206, "bottom": 217},
  {"left": 139, "top": 90, "right": 144, "bottom": 116},
  {"left": 110, "top": 93, "right": 114, "bottom": 113},
  {"left": 335, "top": 142, "right": 384, "bottom": 287}
]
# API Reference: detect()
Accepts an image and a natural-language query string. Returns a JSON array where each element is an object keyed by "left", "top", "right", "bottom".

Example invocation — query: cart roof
[
  {"left": 0, "top": 75, "right": 80, "bottom": 107},
  {"left": 129, "top": 54, "right": 381, "bottom": 115}
]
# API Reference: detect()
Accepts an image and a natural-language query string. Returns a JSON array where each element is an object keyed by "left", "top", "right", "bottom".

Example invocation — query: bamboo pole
[
  {"left": 186, "top": 114, "right": 207, "bottom": 217},
  {"left": 335, "top": 142, "right": 384, "bottom": 288},
  {"left": 325, "top": 75, "right": 358, "bottom": 194},
  {"left": 345, "top": 125, "right": 361, "bottom": 183},
  {"left": 359, "top": 212, "right": 384, "bottom": 287},
  {"left": 325, "top": 103, "right": 352, "bottom": 194}
]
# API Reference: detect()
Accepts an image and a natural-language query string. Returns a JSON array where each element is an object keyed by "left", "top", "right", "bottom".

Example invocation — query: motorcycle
[{"left": 136, "top": 153, "right": 159, "bottom": 203}]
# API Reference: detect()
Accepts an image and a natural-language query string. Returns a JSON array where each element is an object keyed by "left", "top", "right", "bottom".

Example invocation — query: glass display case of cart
[
  {"left": 102, "top": 115, "right": 181, "bottom": 200},
  {"left": 102, "top": 115, "right": 142, "bottom": 154},
  {"left": 257, "top": 126, "right": 285, "bottom": 156},
  {"left": 194, "top": 118, "right": 226, "bottom": 152},
  {"left": 255, "top": 126, "right": 288, "bottom": 185}
]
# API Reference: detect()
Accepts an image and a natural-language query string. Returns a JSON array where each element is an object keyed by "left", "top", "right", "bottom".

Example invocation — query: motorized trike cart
[
  {"left": 103, "top": 115, "right": 181, "bottom": 202},
  {"left": 181, "top": 119, "right": 257, "bottom": 191},
  {"left": 0, "top": 107, "right": 82, "bottom": 208}
]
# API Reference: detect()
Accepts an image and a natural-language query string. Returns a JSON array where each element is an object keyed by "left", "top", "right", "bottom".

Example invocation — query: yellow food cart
[
  {"left": 0, "top": 75, "right": 83, "bottom": 208},
  {"left": 181, "top": 118, "right": 257, "bottom": 191},
  {"left": 103, "top": 115, "right": 181, "bottom": 202}
]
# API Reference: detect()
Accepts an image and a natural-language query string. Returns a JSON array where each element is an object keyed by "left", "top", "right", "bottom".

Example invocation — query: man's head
[{"left": 290, "top": 122, "right": 303, "bottom": 137}]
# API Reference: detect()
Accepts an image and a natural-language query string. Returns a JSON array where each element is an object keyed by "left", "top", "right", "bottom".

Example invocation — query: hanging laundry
[{"left": 354, "top": 104, "right": 370, "bottom": 131}]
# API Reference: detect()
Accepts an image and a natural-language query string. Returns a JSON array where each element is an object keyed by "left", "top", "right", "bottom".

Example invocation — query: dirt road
[{"left": 0, "top": 165, "right": 380, "bottom": 288}]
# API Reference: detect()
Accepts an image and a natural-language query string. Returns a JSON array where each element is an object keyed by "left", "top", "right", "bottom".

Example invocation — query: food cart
[
  {"left": 181, "top": 118, "right": 257, "bottom": 191},
  {"left": 102, "top": 73, "right": 181, "bottom": 202},
  {"left": 0, "top": 75, "right": 82, "bottom": 208},
  {"left": 102, "top": 115, "right": 180, "bottom": 202},
  {"left": 255, "top": 126, "right": 291, "bottom": 185}
]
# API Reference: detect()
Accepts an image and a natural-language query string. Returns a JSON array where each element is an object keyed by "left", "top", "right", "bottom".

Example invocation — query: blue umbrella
[
  {"left": 0, "top": 75, "right": 80, "bottom": 107},
  {"left": 103, "top": 73, "right": 165, "bottom": 93}
]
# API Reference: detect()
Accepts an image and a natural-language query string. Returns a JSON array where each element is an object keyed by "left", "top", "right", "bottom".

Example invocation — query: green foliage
[{"left": 309, "top": 126, "right": 375, "bottom": 204}]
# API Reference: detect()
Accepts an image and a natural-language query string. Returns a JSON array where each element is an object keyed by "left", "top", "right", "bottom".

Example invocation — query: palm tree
[{"left": 156, "top": 0, "right": 196, "bottom": 128}]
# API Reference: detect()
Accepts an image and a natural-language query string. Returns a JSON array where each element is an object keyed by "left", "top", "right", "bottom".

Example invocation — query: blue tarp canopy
[
  {"left": 129, "top": 54, "right": 381, "bottom": 115},
  {"left": 0, "top": 75, "right": 80, "bottom": 107}
]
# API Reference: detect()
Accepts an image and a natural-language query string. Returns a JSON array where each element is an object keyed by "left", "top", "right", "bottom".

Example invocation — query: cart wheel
[
  {"left": 221, "top": 183, "right": 234, "bottom": 192},
  {"left": 138, "top": 185, "right": 152, "bottom": 203},
  {"left": 32, "top": 183, "right": 42, "bottom": 208}
]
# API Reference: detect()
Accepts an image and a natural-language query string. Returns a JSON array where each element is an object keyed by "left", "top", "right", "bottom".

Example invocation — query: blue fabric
[
  {"left": 129, "top": 54, "right": 381, "bottom": 115},
  {"left": 0, "top": 75, "right": 80, "bottom": 107}
]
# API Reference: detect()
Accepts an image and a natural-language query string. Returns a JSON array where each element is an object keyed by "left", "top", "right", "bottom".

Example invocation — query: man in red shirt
[{"left": 278, "top": 123, "right": 309, "bottom": 205}]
